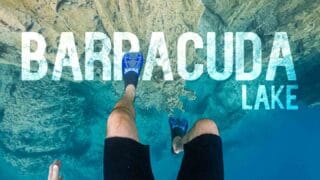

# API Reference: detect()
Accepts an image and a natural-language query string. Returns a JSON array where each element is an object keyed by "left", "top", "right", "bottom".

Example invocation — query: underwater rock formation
[
  {"left": 0, "top": 0, "right": 202, "bottom": 113},
  {"left": 0, "top": 64, "right": 89, "bottom": 172},
  {"left": 0, "top": 0, "right": 319, "bottom": 174},
  {"left": 198, "top": 0, "right": 320, "bottom": 129}
]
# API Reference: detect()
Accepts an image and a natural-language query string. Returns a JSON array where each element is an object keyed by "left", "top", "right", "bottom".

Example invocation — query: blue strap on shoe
[{"left": 122, "top": 52, "right": 144, "bottom": 88}]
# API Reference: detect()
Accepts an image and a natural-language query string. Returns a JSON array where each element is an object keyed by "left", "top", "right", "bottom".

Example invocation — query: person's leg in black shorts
[
  {"left": 104, "top": 52, "right": 154, "bottom": 180},
  {"left": 104, "top": 52, "right": 223, "bottom": 179},
  {"left": 172, "top": 119, "right": 224, "bottom": 180}
]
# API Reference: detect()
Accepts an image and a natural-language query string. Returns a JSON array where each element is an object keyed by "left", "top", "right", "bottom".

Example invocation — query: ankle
[{"left": 125, "top": 85, "right": 136, "bottom": 101}]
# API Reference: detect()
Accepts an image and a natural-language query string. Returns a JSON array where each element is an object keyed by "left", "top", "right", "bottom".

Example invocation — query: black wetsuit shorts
[{"left": 104, "top": 134, "right": 224, "bottom": 180}]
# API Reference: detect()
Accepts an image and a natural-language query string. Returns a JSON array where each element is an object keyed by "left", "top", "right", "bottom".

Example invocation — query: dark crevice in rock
[
  {"left": 0, "top": 108, "right": 4, "bottom": 123},
  {"left": 205, "top": 7, "right": 227, "bottom": 27},
  {"left": 25, "top": 21, "right": 34, "bottom": 31},
  {"left": 295, "top": 52, "right": 320, "bottom": 104},
  {"left": 9, "top": 84, "right": 16, "bottom": 96},
  {"left": 56, "top": 0, "right": 70, "bottom": 12},
  {"left": 0, "top": 19, "right": 22, "bottom": 32},
  {"left": 0, "top": 42, "right": 9, "bottom": 58}
]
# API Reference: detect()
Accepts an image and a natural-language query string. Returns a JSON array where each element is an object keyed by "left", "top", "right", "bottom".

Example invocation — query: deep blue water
[
  {"left": 0, "top": 84, "right": 319, "bottom": 179},
  {"left": 222, "top": 107, "right": 320, "bottom": 180},
  {"left": 151, "top": 107, "right": 320, "bottom": 180}
]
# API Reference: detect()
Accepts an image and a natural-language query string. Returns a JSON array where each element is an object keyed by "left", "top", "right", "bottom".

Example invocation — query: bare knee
[
  {"left": 106, "top": 109, "right": 138, "bottom": 141},
  {"left": 193, "top": 119, "right": 219, "bottom": 136}
]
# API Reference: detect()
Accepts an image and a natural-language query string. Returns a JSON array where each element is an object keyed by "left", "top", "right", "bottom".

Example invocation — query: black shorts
[{"left": 104, "top": 134, "right": 223, "bottom": 180}]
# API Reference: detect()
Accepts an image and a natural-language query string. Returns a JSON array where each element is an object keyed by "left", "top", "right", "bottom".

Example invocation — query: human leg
[
  {"left": 172, "top": 119, "right": 219, "bottom": 153},
  {"left": 106, "top": 84, "right": 138, "bottom": 141},
  {"left": 172, "top": 119, "right": 224, "bottom": 180},
  {"left": 106, "top": 52, "right": 144, "bottom": 141},
  {"left": 104, "top": 52, "right": 154, "bottom": 180}
]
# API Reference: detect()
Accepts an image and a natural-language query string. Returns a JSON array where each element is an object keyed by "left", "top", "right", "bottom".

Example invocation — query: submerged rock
[
  {"left": 0, "top": 0, "right": 319, "bottom": 174},
  {"left": 198, "top": 0, "right": 320, "bottom": 129},
  {"left": 0, "top": 65, "right": 89, "bottom": 172}
]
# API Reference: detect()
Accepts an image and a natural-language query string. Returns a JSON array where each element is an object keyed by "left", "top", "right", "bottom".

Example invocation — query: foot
[
  {"left": 122, "top": 52, "right": 144, "bottom": 89},
  {"left": 48, "top": 160, "right": 62, "bottom": 180},
  {"left": 169, "top": 117, "right": 188, "bottom": 154}
]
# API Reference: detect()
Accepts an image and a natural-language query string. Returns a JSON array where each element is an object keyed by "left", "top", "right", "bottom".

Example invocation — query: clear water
[{"left": 0, "top": 78, "right": 319, "bottom": 180}]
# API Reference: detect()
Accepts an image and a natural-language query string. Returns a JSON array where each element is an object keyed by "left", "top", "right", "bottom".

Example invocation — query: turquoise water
[
  {"left": 0, "top": 77, "right": 319, "bottom": 179},
  {"left": 151, "top": 106, "right": 320, "bottom": 180}
]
